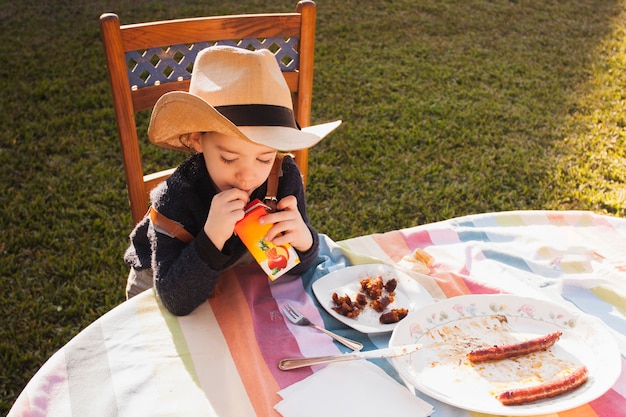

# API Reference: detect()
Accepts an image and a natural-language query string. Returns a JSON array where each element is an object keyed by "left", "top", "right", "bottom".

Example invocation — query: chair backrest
[{"left": 100, "top": 1, "right": 317, "bottom": 225}]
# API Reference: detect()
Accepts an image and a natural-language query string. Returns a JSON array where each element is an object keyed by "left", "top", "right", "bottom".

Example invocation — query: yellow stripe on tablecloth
[
  {"left": 338, "top": 234, "right": 394, "bottom": 264},
  {"left": 592, "top": 286, "right": 626, "bottom": 316},
  {"left": 491, "top": 212, "right": 527, "bottom": 227},
  {"left": 133, "top": 290, "right": 218, "bottom": 416},
  {"left": 149, "top": 290, "right": 201, "bottom": 386}
]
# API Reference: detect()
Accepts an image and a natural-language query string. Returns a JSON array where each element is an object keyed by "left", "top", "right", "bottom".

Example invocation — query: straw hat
[{"left": 147, "top": 45, "right": 341, "bottom": 151}]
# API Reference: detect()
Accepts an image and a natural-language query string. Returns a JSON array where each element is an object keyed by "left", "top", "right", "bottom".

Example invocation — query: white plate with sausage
[{"left": 388, "top": 294, "right": 621, "bottom": 416}]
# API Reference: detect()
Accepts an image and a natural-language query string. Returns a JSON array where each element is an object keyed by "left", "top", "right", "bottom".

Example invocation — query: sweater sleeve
[
  {"left": 151, "top": 223, "right": 223, "bottom": 316},
  {"left": 147, "top": 162, "right": 242, "bottom": 316}
]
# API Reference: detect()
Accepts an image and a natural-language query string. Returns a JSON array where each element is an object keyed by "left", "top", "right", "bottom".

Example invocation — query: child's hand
[
  {"left": 204, "top": 188, "right": 249, "bottom": 250},
  {"left": 260, "top": 195, "right": 313, "bottom": 252}
]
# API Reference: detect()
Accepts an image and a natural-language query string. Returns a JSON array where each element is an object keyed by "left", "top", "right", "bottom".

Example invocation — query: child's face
[{"left": 190, "top": 132, "right": 277, "bottom": 195}]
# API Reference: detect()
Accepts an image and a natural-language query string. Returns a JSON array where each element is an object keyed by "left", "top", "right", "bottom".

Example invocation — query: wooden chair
[{"left": 100, "top": 1, "right": 318, "bottom": 225}]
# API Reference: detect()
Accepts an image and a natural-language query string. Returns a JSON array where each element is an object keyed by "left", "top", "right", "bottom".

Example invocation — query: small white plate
[
  {"left": 312, "top": 264, "right": 434, "bottom": 334},
  {"left": 388, "top": 294, "right": 621, "bottom": 416}
]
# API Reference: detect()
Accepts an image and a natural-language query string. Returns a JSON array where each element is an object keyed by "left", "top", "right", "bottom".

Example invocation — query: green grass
[{"left": 1, "top": 0, "right": 626, "bottom": 412}]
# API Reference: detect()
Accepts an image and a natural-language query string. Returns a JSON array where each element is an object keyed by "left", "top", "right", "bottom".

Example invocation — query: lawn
[{"left": 2, "top": 0, "right": 626, "bottom": 412}]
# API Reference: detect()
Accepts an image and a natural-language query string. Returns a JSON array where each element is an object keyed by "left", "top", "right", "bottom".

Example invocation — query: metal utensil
[
  {"left": 281, "top": 303, "right": 364, "bottom": 351},
  {"left": 278, "top": 343, "right": 422, "bottom": 370}
]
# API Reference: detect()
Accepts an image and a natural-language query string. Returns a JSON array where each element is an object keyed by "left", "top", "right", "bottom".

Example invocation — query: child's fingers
[
  {"left": 275, "top": 195, "right": 297, "bottom": 211},
  {"left": 214, "top": 188, "right": 249, "bottom": 206}
]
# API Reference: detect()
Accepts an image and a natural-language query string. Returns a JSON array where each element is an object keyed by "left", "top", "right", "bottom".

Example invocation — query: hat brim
[{"left": 148, "top": 91, "right": 341, "bottom": 151}]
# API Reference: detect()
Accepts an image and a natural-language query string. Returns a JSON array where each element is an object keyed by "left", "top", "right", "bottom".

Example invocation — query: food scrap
[
  {"left": 399, "top": 248, "right": 433, "bottom": 274},
  {"left": 380, "top": 308, "right": 409, "bottom": 324},
  {"left": 331, "top": 275, "right": 408, "bottom": 324}
]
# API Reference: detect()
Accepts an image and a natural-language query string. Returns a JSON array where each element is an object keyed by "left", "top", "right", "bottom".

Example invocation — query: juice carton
[{"left": 234, "top": 199, "right": 300, "bottom": 280}]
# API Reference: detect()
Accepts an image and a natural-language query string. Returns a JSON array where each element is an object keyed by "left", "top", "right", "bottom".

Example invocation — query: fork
[{"left": 281, "top": 303, "right": 363, "bottom": 351}]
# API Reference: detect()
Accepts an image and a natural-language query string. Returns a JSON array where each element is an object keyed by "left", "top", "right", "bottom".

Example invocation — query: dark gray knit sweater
[{"left": 124, "top": 153, "right": 319, "bottom": 316}]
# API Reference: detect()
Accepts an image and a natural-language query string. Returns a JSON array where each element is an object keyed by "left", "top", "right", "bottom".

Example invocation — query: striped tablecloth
[{"left": 8, "top": 210, "right": 626, "bottom": 417}]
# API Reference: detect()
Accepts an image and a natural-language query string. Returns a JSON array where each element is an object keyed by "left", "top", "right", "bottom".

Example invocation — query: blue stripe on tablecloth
[
  {"left": 480, "top": 249, "right": 534, "bottom": 273},
  {"left": 64, "top": 322, "right": 119, "bottom": 417},
  {"left": 456, "top": 230, "right": 490, "bottom": 243},
  {"left": 562, "top": 284, "right": 626, "bottom": 336}
]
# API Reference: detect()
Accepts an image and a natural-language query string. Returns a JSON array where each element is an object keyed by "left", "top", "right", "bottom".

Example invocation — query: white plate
[
  {"left": 388, "top": 294, "right": 621, "bottom": 416},
  {"left": 312, "top": 264, "right": 435, "bottom": 334}
]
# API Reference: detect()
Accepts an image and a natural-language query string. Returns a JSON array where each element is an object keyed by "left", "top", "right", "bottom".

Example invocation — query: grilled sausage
[
  {"left": 497, "top": 365, "right": 588, "bottom": 405},
  {"left": 467, "top": 330, "right": 563, "bottom": 363}
]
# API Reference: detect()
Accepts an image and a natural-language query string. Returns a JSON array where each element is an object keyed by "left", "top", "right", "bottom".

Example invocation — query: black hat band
[{"left": 216, "top": 104, "right": 298, "bottom": 129}]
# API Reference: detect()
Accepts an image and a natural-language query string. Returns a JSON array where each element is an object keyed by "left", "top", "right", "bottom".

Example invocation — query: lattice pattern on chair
[{"left": 127, "top": 37, "right": 300, "bottom": 90}]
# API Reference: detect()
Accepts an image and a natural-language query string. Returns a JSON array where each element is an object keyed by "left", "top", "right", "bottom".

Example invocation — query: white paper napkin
[{"left": 275, "top": 361, "right": 433, "bottom": 417}]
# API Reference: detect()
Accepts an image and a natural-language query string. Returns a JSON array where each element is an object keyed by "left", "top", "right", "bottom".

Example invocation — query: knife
[{"left": 278, "top": 343, "right": 421, "bottom": 370}]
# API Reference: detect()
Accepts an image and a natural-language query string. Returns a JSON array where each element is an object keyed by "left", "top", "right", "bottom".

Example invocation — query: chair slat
[{"left": 120, "top": 14, "right": 302, "bottom": 50}]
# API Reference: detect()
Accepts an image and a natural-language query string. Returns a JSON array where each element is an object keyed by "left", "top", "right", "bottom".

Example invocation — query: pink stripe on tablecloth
[
  {"left": 425, "top": 228, "right": 462, "bottom": 245},
  {"left": 545, "top": 210, "right": 612, "bottom": 227},
  {"left": 269, "top": 275, "right": 341, "bottom": 377},
  {"left": 8, "top": 352, "right": 71, "bottom": 417},
  {"left": 588, "top": 360, "right": 626, "bottom": 417},
  {"left": 174, "top": 296, "right": 256, "bottom": 417},
  {"left": 462, "top": 277, "right": 503, "bottom": 295},
  {"left": 608, "top": 357, "right": 626, "bottom": 398},
  {"left": 589, "top": 388, "right": 626, "bottom": 417},
  {"left": 452, "top": 251, "right": 503, "bottom": 295},
  {"left": 401, "top": 229, "right": 434, "bottom": 248},
  {"left": 370, "top": 228, "right": 472, "bottom": 297},
  {"left": 427, "top": 271, "right": 471, "bottom": 297},
  {"left": 210, "top": 268, "right": 281, "bottom": 417},
  {"left": 234, "top": 263, "right": 315, "bottom": 388},
  {"left": 371, "top": 230, "right": 412, "bottom": 262},
  {"left": 546, "top": 211, "right": 577, "bottom": 226}
]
